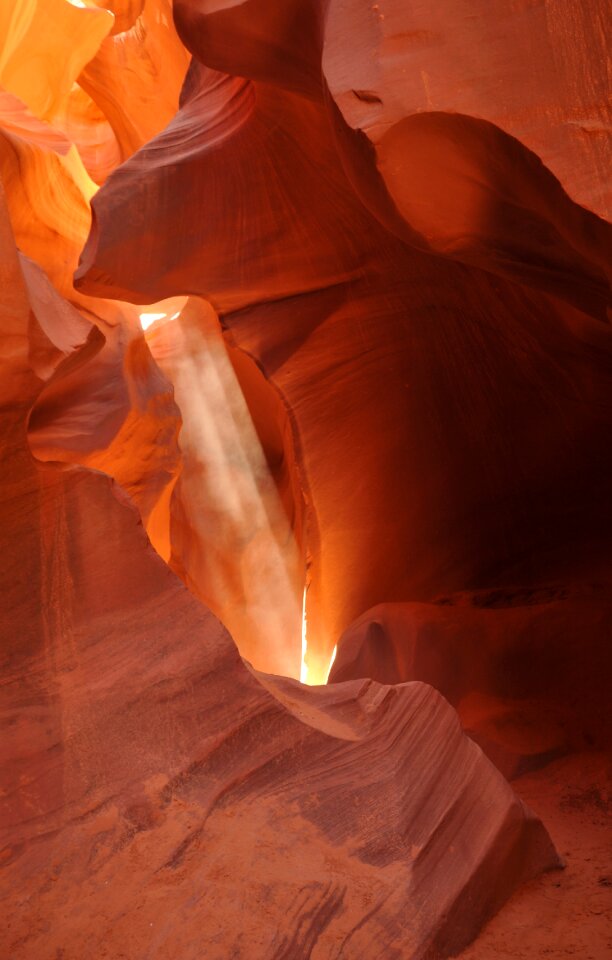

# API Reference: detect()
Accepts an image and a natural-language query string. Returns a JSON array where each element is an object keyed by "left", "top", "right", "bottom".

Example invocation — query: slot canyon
[{"left": 1, "top": 1, "right": 611, "bottom": 958}]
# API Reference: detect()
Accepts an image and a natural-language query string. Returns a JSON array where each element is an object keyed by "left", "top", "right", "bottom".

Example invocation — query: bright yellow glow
[
  {"left": 300, "top": 588, "right": 337, "bottom": 686},
  {"left": 300, "top": 586, "right": 308, "bottom": 684},
  {"left": 139, "top": 311, "right": 167, "bottom": 330},
  {"left": 139, "top": 297, "right": 187, "bottom": 331},
  {"left": 326, "top": 645, "right": 337, "bottom": 682}
]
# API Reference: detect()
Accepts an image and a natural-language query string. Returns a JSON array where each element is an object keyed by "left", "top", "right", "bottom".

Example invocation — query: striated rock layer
[
  {"left": 323, "top": 0, "right": 612, "bottom": 220},
  {"left": 329, "top": 585, "right": 612, "bottom": 779},
  {"left": 75, "top": 0, "right": 612, "bottom": 681},
  {"left": 0, "top": 187, "right": 560, "bottom": 958},
  {"left": 1, "top": 3, "right": 611, "bottom": 957}
]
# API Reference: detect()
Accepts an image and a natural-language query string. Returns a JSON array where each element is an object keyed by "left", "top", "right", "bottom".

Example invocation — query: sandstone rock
[
  {"left": 0, "top": 185, "right": 559, "bottom": 958},
  {"left": 329, "top": 586, "right": 612, "bottom": 779},
  {"left": 0, "top": 6, "right": 609, "bottom": 957},
  {"left": 79, "top": 0, "right": 190, "bottom": 162},
  {"left": 0, "top": 0, "right": 112, "bottom": 122},
  {"left": 0, "top": 65, "right": 184, "bottom": 563},
  {"left": 0, "top": 0, "right": 118, "bottom": 183},
  {"left": 75, "top": 0, "right": 612, "bottom": 677},
  {"left": 323, "top": 0, "right": 612, "bottom": 220}
]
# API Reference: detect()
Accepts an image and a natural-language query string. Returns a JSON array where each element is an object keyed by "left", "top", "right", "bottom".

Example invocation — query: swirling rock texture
[
  {"left": 0, "top": 189, "right": 560, "bottom": 957},
  {"left": 1, "top": 1, "right": 611, "bottom": 958},
  {"left": 329, "top": 586, "right": 612, "bottom": 779}
]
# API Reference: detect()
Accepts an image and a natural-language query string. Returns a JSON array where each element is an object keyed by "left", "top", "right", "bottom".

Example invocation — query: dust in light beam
[{"left": 141, "top": 299, "right": 338, "bottom": 686}]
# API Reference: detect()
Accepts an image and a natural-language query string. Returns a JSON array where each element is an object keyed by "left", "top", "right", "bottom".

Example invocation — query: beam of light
[
  {"left": 139, "top": 297, "right": 188, "bottom": 331},
  {"left": 300, "top": 586, "right": 337, "bottom": 686},
  {"left": 326, "top": 645, "right": 337, "bottom": 682},
  {"left": 300, "top": 586, "right": 308, "bottom": 684},
  {"left": 146, "top": 298, "right": 304, "bottom": 680}
]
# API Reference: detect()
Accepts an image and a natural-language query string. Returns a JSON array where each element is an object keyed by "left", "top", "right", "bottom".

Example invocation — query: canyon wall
[{"left": 1, "top": 2, "right": 611, "bottom": 957}]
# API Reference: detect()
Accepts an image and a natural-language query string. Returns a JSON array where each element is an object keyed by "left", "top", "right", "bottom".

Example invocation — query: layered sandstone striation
[
  {"left": 1, "top": 2, "right": 611, "bottom": 958},
  {"left": 0, "top": 185, "right": 559, "bottom": 958},
  {"left": 323, "top": 0, "right": 612, "bottom": 220},
  {"left": 329, "top": 586, "right": 612, "bottom": 779},
  {"left": 76, "top": 0, "right": 612, "bottom": 681}
]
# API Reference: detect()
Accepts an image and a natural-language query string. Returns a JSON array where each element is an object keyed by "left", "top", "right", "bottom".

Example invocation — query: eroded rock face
[
  {"left": 79, "top": 0, "right": 190, "bottom": 163},
  {"left": 323, "top": 0, "right": 612, "bottom": 220},
  {"left": 75, "top": 0, "right": 612, "bottom": 681},
  {"left": 1, "top": 4, "right": 610, "bottom": 957},
  {"left": 0, "top": 187, "right": 559, "bottom": 959},
  {"left": 329, "top": 586, "right": 612, "bottom": 779}
]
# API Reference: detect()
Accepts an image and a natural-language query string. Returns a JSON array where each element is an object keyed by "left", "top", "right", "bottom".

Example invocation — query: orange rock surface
[
  {"left": 330, "top": 586, "right": 612, "bottom": 779},
  {"left": 1, "top": 2, "right": 611, "bottom": 957},
  {"left": 0, "top": 185, "right": 559, "bottom": 957},
  {"left": 76, "top": 0, "right": 612, "bottom": 679}
]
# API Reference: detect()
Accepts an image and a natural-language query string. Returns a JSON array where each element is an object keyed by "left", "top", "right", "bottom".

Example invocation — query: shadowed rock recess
[{"left": 1, "top": 2, "right": 611, "bottom": 959}]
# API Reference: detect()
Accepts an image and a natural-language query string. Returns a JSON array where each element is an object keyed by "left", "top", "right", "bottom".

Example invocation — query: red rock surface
[
  {"left": 323, "top": 0, "right": 612, "bottom": 220},
  {"left": 329, "top": 586, "right": 612, "bottom": 778},
  {"left": 1, "top": 2, "right": 611, "bottom": 957},
  {"left": 75, "top": 0, "right": 612, "bottom": 680},
  {"left": 460, "top": 752, "right": 612, "bottom": 960},
  {"left": 0, "top": 187, "right": 559, "bottom": 957}
]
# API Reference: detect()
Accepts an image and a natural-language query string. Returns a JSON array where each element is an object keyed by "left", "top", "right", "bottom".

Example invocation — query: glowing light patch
[
  {"left": 300, "top": 586, "right": 308, "bottom": 684},
  {"left": 145, "top": 299, "right": 302, "bottom": 680},
  {"left": 139, "top": 312, "right": 166, "bottom": 330},
  {"left": 326, "top": 645, "right": 337, "bottom": 682},
  {"left": 300, "top": 590, "right": 336, "bottom": 685}
]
